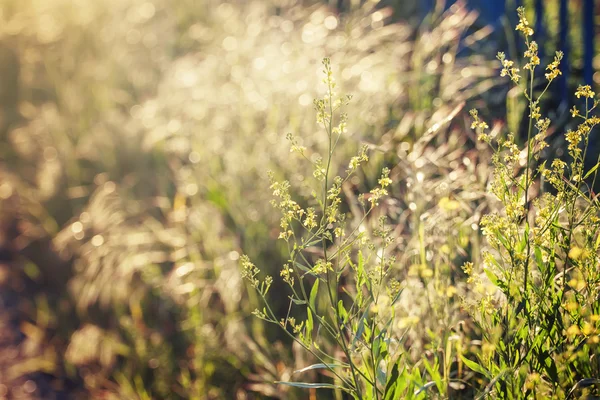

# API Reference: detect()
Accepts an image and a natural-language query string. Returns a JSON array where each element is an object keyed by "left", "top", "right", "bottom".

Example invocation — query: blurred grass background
[{"left": 0, "top": 0, "right": 597, "bottom": 399}]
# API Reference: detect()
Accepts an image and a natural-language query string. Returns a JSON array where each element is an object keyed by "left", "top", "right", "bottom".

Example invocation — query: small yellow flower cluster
[
  {"left": 565, "top": 128, "right": 585, "bottom": 156},
  {"left": 532, "top": 193, "right": 556, "bottom": 250},
  {"left": 462, "top": 261, "right": 475, "bottom": 283},
  {"left": 332, "top": 113, "right": 348, "bottom": 135},
  {"left": 326, "top": 176, "right": 343, "bottom": 223},
  {"left": 570, "top": 105, "right": 580, "bottom": 118},
  {"left": 499, "top": 133, "right": 521, "bottom": 164},
  {"left": 479, "top": 293, "right": 496, "bottom": 315},
  {"left": 289, "top": 318, "right": 304, "bottom": 334},
  {"left": 563, "top": 314, "right": 600, "bottom": 343},
  {"left": 524, "top": 372, "right": 542, "bottom": 391},
  {"left": 241, "top": 255, "right": 261, "bottom": 288},
  {"left": 575, "top": 85, "right": 595, "bottom": 99},
  {"left": 314, "top": 98, "right": 327, "bottom": 125},
  {"left": 313, "top": 157, "right": 326, "bottom": 181},
  {"left": 545, "top": 51, "right": 563, "bottom": 81},
  {"left": 280, "top": 263, "right": 294, "bottom": 286},
  {"left": 252, "top": 308, "right": 268, "bottom": 320},
  {"left": 303, "top": 207, "right": 317, "bottom": 230},
  {"left": 322, "top": 57, "right": 334, "bottom": 88},
  {"left": 469, "top": 109, "right": 491, "bottom": 143},
  {"left": 523, "top": 41, "right": 540, "bottom": 71},
  {"left": 540, "top": 158, "right": 567, "bottom": 191},
  {"left": 386, "top": 278, "right": 402, "bottom": 299},
  {"left": 368, "top": 167, "right": 392, "bottom": 206},
  {"left": 348, "top": 145, "right": 369, "bottom": 172},
  {"left": 516, "top": 7, "right": 534, "bottom": 37},
  {"left": 286, "top": 132, "right": 306, "bottom": 155},
  {"left": 268, "top": 172, "right": 303, "bottom": 240},
  {"left": 312, "top": 259, "right": 333, "bottom": 275},
  {"left": 497, "top": 52, "right": 520, "bottom": 83},
  {"left": 566, "top": 324, "right": 581, "bottom": 337},
  {"left": 241, "top": 255, "right": 272, "bottom": 295},
  {"left": 532, "top": 117, "right": 550, "bottom": 156},
  {"left": 529, "top": 100, "right": 541, "bottom": 120},
  {"left": 481, "top": 210, "right": 520, "bottom": 246}
]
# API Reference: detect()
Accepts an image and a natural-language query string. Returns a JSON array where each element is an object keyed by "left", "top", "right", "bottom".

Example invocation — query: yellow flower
[
  {"left": 568, "top": 246, "right": 584, "bottom": 260},
  {"left": 566, "top": 301, "right": 579, "bottom": 312},
  {"left": 570, "top": 106, "right": 580, "bottom": 118},
  {"left": 421, "top": 268, "right": 434, "bottom": 278},
  {"left": 516, "top": 7, "right": 534, "bottom": 36},
  {"left": 525, "top": 372, "right": 541, "bottom": 390},
  {"left": 575, "top": 85, "right": 595, "bottom": 99},
  {"left": 446, "top": 285, "right": 457, "bottom": 298},
  {"left": 582, "top": 323, "right": 595, "bottom": 336},
  {"left": 398, "top": 315, "right": 420, "bottom": 329},
  {"left": 567, "top": 324, "right": 581, "bottom": 336}
]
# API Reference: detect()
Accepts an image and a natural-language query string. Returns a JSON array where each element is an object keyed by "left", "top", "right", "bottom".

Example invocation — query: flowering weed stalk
[
  {"left": 241, "top": 59, "right": 427, "bottom": 399},
  {"left": 466, "top": 7, "right": 600, "bottom": 398}
]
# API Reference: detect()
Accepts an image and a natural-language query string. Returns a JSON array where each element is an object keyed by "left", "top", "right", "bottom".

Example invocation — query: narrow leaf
[
  {"left": 460, "top": 355, "right": 490, "bottom": 378},
  {"left": 276, "top": 381, "right": 342, "bottom": 390},
  {"left": 583, "top": 162, "right": 600, "bottom": 179},
  {"left": 309, "top": 279, "right": 319, "bottom": 311},
  {"left": 294, "top": 363, "right": 345, "bottom": 374},
  {"left": 483, "top": 267, "right": 499, "bottom": 286}
]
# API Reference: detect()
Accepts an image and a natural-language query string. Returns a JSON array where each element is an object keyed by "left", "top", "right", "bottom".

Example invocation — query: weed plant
[
  {"left": 465, "top": 7, "right": 600, "bottom": 399},
  {"left": 242, "top": 57, "right": 424, "bottom": 400},
  {"left": 243, "top": 6, "right": 600, "bottom": 400}
]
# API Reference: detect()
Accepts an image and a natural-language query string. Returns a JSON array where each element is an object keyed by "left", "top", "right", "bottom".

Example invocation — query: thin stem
[{"left": 523, "top": 45, "right": 535, "bottom": 301}]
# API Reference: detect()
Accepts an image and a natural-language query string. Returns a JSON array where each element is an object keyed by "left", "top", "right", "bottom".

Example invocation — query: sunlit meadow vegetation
[
  {"left": 241, "top": 6, "right": 600, "bottom": 400},
  {"left": 1, "top": 0, "right": 598, "bottom": 399}
]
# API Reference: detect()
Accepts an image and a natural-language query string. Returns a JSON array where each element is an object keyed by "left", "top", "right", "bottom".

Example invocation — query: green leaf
[
  {"left": 376, "top": 365, "right": 387, "bottom": 386},
  {"left": 496, "top": 231, "right": 510, "bottom": 251},
  {"left": 566, "top": 378, "right": 600, "bottom": 400},
  {"left": 583, "top": 162, "right": 600, "bottom": 179},
  {"left": 422, "top": 358, "right": 442, "bottom": 393},
  {"left": 414, "top": 381, "right": 436, "bottom": 395},
  {"left": 294, "top": 261, "right": 312, "bottom": 274},
  {"left": 460, "top": 355, "right": 490, "bottom": 378},
  {"left": 383, "top": 361, "right": 401, "bottom": 400},
  {"left": 306, "top": 309, "right": 313, "bottom": 342},
  {"left": 534, "top": 246, "right": 543, "bottom": 268},
  {"left": 390, "top": 288, "right": 404, "bottom": 306},
  {"left": 483, "top": 267, "right": 499, "bottom": 286},
  {"left": 353, "top": 308, "right": 369, "bottom": 347},
  {"left": 309, "top": 279, "right": 319, "bottom": 312},
  {"left": 276, "top": 381, "right": 343, "bottom": 390},
  {"left": 294, "top": 363, "right": 345, "bottom": 374},
  {"left": 337, "top": 300, "right": 348, "bottom": 325}
]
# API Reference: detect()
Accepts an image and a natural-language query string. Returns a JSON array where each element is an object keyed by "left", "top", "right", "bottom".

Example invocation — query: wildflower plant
[
  {"left": 466, "top": 7, "right": 600, "bottom": 398},
  {"left": 241, "top": 58, "right": 427, "bottom": 399}
]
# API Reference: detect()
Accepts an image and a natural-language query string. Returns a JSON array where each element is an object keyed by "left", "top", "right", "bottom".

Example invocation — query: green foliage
[
  {"left": 465, "top": 7, "right": 600, "bottom": 399},
  {"left": 242, "top": 6, "right": 600, "bottom": 400},
  {"left": 242, "top": 58, "right": 409, "bottom": 399}
]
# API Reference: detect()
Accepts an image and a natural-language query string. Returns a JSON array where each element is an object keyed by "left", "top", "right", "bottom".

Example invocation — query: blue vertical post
[
  {"left": 481, "top": 1, "right": 506, "bottom": 27},
  {"left": 583, "top": 0, "right": 595, "bottom": 85},
  {"left": 534, "top": 0, "right": 545, "bottom": 59},
  {"left": 558, "top": 0, "right": 569, "bottom": 103}
]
